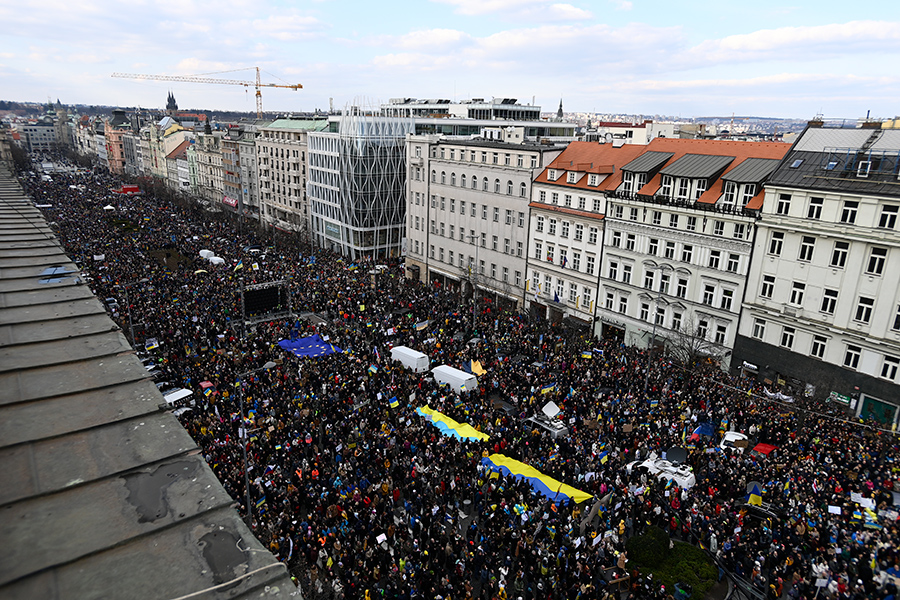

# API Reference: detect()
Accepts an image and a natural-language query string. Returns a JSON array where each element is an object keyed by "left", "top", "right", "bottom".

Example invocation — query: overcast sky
[{"left": 1, "top": 0, "right": 898, "bottom": 120}]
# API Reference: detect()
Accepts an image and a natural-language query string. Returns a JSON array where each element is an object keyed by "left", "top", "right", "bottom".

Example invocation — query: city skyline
[{"left": 1, "top": 0, "right": 898, "bottom": 120}]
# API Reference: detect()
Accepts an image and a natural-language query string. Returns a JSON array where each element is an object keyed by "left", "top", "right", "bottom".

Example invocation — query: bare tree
[{"left": 664, "top": 314, "right": 727, "bottom": 369}]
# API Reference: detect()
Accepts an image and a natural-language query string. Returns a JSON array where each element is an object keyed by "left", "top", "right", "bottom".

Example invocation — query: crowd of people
[{"left": 17, "top": 155, "right": 900, "bottom": 600}]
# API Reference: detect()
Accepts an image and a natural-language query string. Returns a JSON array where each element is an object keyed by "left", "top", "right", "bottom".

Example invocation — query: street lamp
[
  {"left": 119, "top": 278, "right": 149, "bottom": 347},
  {"left": 466, "top": 232, "right": 481, "bottom": 332},
  {"left": 644, "top": 264, "right": 675, "bottom": 397},
  {"left": 236, "top": 360, "right": 276, "bottom": 528}
]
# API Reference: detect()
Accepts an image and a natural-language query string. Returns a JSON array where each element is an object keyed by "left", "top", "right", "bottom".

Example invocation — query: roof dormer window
[
  {"left": 588, "top": 174, "right": 599, "bottom": 186},
  {"left": 567, "top": 171, "right": 578, "bottom": 183},
  {"left": 548, "top": 169, "right": 558, "bottom": 181}
]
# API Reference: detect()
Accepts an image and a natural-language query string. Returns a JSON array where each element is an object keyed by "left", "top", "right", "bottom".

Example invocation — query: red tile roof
[
  {"left": 634, "top": 138, "right": 790, "bottom": 210},
  {"left": 535, "top": 141, "right": 647, "bottom": 193},
  {"left": 165, "top": 139, "right": 191, "bottom": 161}
]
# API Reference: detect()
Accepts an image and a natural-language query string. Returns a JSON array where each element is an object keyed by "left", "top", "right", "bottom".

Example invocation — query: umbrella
[{"left": 199, "top": 249, "right": 214, "bottom": 259}]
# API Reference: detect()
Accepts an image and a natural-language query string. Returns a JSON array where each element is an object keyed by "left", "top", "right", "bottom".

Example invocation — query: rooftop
[{"left": 0, "top": 165, "right": 294, "bottom": 600}]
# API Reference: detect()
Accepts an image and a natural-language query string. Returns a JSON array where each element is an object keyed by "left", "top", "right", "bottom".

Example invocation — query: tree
[{"left": 664, "top": 315, "right": 726, "bottom": 369}]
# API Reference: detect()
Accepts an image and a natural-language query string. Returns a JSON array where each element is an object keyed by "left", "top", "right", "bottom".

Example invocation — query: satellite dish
[
  {"left": 667, "top": 446, "right": 688, "bottom": 464},
  {"left": 747, "top": 481, "right": 763, "bottom": 494},
  {"left": 541, "top": 401, "right": 561, "bottom": 418},
  {"left": 604, "top": 132, "right": 613, "bottom": 144}
]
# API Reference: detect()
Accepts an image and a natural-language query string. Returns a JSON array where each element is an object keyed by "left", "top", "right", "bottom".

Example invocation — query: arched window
[
  {"left": 482, "top": 177, "right": 489, "bottom": 191},
  {"left": 441, "top": 171, "right": 446, "bottom": 184},
  {"left": 451, "top": 173, "right": 456, "bottom": 186},
  {"left": 460, "top": 174, "right": 466, "bottom": 187},
  {"left": 431, "top": 170, "right": 436, "bottom": 183},
  {"left": 471, "top": 175, "right": 477, "bottom": 190},
  {"left": 507, "top": 180, "right": 513, "bottom": 195},
  {"left": 494, "top": 179, "right": 501, "bottom": 193},
  {"left": 520, "top": 182, "right": 527, "bottom": 197}
]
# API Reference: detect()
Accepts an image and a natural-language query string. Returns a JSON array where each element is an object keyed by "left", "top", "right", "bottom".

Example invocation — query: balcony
[{"left": 607, "top": 190, "right": 758, "bottom": 217}]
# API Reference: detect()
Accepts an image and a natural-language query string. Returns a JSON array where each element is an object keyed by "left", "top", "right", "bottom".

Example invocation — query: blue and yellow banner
[
  {"left": 481, "top": 454, "right": 592, "bottom": 504},
  {"left": 416, "top": 406, "right": 489, "bottom": 442}
]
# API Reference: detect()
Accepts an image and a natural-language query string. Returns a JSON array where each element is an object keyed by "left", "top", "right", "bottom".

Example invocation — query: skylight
[{"left": 790, "top": 159, "right": 803, "bottom": 169}]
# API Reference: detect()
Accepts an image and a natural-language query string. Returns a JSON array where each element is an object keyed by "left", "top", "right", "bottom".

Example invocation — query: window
[
  {"left": 520, "top": 182, "right": 527, "bottom": 197},
  {"left": 769, "top": 232, "right": 784, "bottom": 256},
  {"left": 840, "top": 201, "right": 858, "bottom": 224},
  {"left": 592, "top": 198, "right": 602, "bottom": 212},
  {"left": 556, "top": 279, "right": 564, "bottom": 299},
  {"left": 561, "top": 222, "right": 570, "bottom": 238},
  {"left": 629, "top": 207, "right": 639, "bottom": 221},
  {"left": 677, "top": 178, "right": 690, "bottom": 199},
  {"left": 480, "top": 260, "right": 485, "bottom": 275},
  {"left": 702, "top": 284, "right": 715, "bottom": 305},
  {"left": 440, "top": 223, "right": 445, "bottom": 236},
  {"left": 697, "top": 319, "right": 709, "bottom": 339},
  {"left": 517, "top": 241, "right": 523, "bottom": 257},
  {"left": 819, "top": 288, "right": 838, "bottom": 314},
  {"left": 830, "top": 241, "right": 849, "bottom": 268},
  {"left": 648, "top": 238, "right": 659, "bottom": 256},
  {"left": 790, "top": 282, "right": 805, "bottom": 306},
  {"left": 640, "top": 303, "right": 650, "bottom": 321},
  {"left": 532, "top": 272, "right": 540, "bottom": 292},
  {"left": 811, "top": 335, "right": 827, "bottom": 359},
  {"left": 721, "top": 289, "right": 734, "bottom": 311},
  {"left": 618, "top": 295, "right": 628, "bottom": 313},
  {"left": 534, "top": 242, "right": 543, "bottom": 259},
  {"left": 588, "top": 227, "right": 598, "bottom": 244},
  {"left": 664, "top": 241, "right": 675, "bottom": 260},
  {"left": 708, "top": 250, "right": 721, "bottom": 269},
  {"left": 429, "top": 244, "right": 435, "bottom": 258},
  {"left": 727, "top": 253, "right": 739, "bottom": 273},
  {"left": 879, "top": 205, "right": 898, "bottom": 229},
  {"left": 611, "top": 231, "right": 622, "bottom": 247},
  {"left": 655, "top": 307, "right": 665, "bottom": 325},
  {"left": 644, "top": 271, "right": 655, "bottom": 289},
  {"left": 518, "top": 212, "right": 525, "bottom": 227},
  {"left": 715, "top": 324, "right": 727, "bottom": 345},
  {"left": 776, "top": 194, "right": 791, "bottom": 215},
  {"left": 752, "top": 318, "right": 766, "bottom": 339},
  {"left": 894, "top": 305, "right": 900, "bottom": 331},
  {"left": 722, "top": 181, "right": 736, "bottom": 206},
  {"left": 671, "top": 311, "right": 683, "bottom": 331},
  {"left": 506, "top": 180, "right": 513, "bottom": 195},
  {"left": 695, "top": 179, "right": 707, "bottom": 200},
  {"left": 491, "top": 235, "right": 498, "bottom": 251},
  {"left": 482, "top": 204, "right": 487, "bottom": 219},
  {"left": 866, "top": 247, "right": 887, "bottom": 275},
  {"left": 440, "top": 197, "right": 446, "bottom": 211},
  {"left": 844, "top": 345, "right": 861, "bottom": 369},
  {"left": 517, "top": 155, "right": 523, "bottom": 167},
  {"left": 460, "top": 174, "right": 466, "bottom": 188},
  {"left": 578, "top": 197, "right": 586, "bottom": 210},
  {"left": 504, "top": 209, "right": 512, "bottom": 225},
  {"left": 608, "top": 261, "right": 618, "bottom": 280},
  {"left": 493, "top": 207, "right": 500, "bottom": 222},
  {"left": 481, "top": 232, "right": 486, "bottom": 247},
  {"left": 450, "top": 173, "right": 456, "bottom": 186},
  {"left": 569, "top": 283, "right": 578, "bottom": 303},
  {"left": 572, "top": 252, "right": 581, "bottom": 271},
  {"left": 586, "top": 256, "right": 595, "bottom": 275},
  {"left": 536, "top": 216, "right": 544, "bottom": 232},
  {"left": 564, "top": 195, "right": 572, "bottom": 207},
  {"left": 547, "top": 246, "right": 554, "bottom": 263},
  {"left": 448, "top": 250, "right": 454, "bottom": 264},
  {"left": 686, "top": 216, "right": 697, "bottom": 231},
  {"left": 482, "top": 178, "right": 489, "bottom": 191},
  {"left": 855, "top": 296, "right": 874, "bottom": 323},
  {"left": 544, "top": 274, "right": 552, "bottom": 293},
  {"left": 551, "top": 193, "right": 559, "bottom": 205},
  {"left": 681, "top": 245, "right": 693, "bottom": 263},
  {"left": 439, "top": 247, "right": 444, "bottom": 261},
  {"left": 574, "top": 224, "right": 583, "bottom": 241},
  {"left": 660, "top": 273, "right": 670, "bottom": 295},
  {"left": 504, "top": 238, "right": 510, "bottom": 254},
  {"left": 471, "top": 202, "right": 477, "bottom": 217},
  {"left": 548, "top": 219, "right": 557, "bottom": 235},
  {"left": 450, "top": 199, "right": 456, "bottom": 213},
  {"left": 799, "top": 236, "right": 815, "bottom": 262},
  {"left": 449, "top": 225, "right": 455, "bottom": 238},
  {"left": 502, "top": 266, "right": 509, "bottom": 283},
  {"left": 626, "top": 234, "right": 636, "bottom": 251},
  {"left": 733, "top": 223, "right": 745, "bottom": 239},
  {"left": 807, "top": 197, "right": 823, "bottom": 219},
  {"left": 882, "top": 356, "right": 900, "bottom": 380},
  {"left": 660, "top": 175, "right": 673, "bottom": 197},
  {"left": 431, "top": 170, "right": 436, "bottom": 183},
  {"left": 622, "top": 264, "right": 632, "bottom": 284},
  {"left": 492, "top": 153, "right": 498, "bottom": 165},
  {"left": 491, "top": 263, "right": 497, "bottom": 278},
  {"left": 713, "top": 220, "right": 724, "bottom": 236},
  {"left": 761, "top": 275, "right": 775, "bottom": 299},
  {"left": 780, "top": 327, "right": 795, "bottom": 349},
  {"left": 676, "top": 278, "right": 687, "bottom": 298},
  {"left": 669, "top": 214, "right": 679, "bottom": 228},
  {"left": 652, "top": 211, "right": 662, "bottom": 225},
  {"left": 440, "top": 171, "right": 446, "bottom": 184},
  {"left": 741, "top": 184, "right": 756, "bottom": 205},
  {"left": 559, "top": 249, "right": 568, "bottom": 267},
  {"left": 582, "top": 287, "right": 592, "bottom": 308},
  {"left": 515, "top": 271, "right": 522, "bottom": 286},
  {"left": 614, "top": 205, "right": 624, "bottom": 219}
]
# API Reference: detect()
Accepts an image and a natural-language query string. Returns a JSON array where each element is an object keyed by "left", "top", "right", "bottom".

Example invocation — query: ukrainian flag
[
  {"left": 541, "top": 383, "right": 557, "bottom": 394},
  {"left": 649, "top": 399, "right": 659, "bottom": 408},
  {"left": 389, "top": 397, "right": 399, "bottom": 409},
  {"left": 581, "top": 351, "right": 592, "bottom": 359},
  {"left": 481, "top": 454, "right": 592, "bottom": 504},
  {"left": 234, "top": 259, "right": 244, "bottom": 272},
  {"left": 368, "top": 365, "right": 378, "bottom": 375},
  {"left": 746, "top": 484, "right": 763, "bottom": 506},
  {"left": 599, "top": 451, "right": 609, "bottom": 464}
]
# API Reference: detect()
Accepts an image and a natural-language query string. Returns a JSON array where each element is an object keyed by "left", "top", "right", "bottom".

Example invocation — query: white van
[
  {"left": 431, "top": 365, "right": 478, "bottom": 394},
  {"left": 390, "top": 346, "right": 430, "bottom": 373}
]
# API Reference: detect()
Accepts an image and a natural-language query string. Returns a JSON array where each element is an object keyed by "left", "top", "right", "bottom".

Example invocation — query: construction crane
[{"left": 111, "top": 68, "right": 302, "bottom": 118}]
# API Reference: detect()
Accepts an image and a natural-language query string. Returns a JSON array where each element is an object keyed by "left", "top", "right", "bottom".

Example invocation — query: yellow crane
[{"left": 111, "top": 68, "right": 302, "bottom": 118}]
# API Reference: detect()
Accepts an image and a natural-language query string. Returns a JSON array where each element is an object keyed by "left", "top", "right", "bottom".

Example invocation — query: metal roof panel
[{"left": 660, "top": 153, "right": 735, "bottom": 178}]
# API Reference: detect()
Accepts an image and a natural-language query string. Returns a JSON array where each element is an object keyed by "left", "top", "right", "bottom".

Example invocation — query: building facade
[
  {"left": 256, "top": 118, "right": 328, "bottom": 234},
  {"left": 104, "top": 109, "right": 131, "bottom": 175},
  {"left": 734, "top": 124, "right": 900, "bottom": 423},
  {"left": 404, "top": 130, "right": 564, "bottom": 308},
  {"left": 307, "top": 111, "right": 414, "bottom": 259},
  {"left": 21, "top": 117, "right": 58, "bottom": 153},
  {"left": 598, "top": 138, "right": 789, "bottom": 366}
]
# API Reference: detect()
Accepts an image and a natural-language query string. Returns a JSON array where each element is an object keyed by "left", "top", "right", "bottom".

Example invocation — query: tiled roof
[
  {"left": 0, "top": 165, "right": 294, "bottom": 600},
  {"left": 536, "top": 141, "right": 647, "bottom": 192},
  {"left": 165, "top": 139, "right": 191, "bottom": 160}
]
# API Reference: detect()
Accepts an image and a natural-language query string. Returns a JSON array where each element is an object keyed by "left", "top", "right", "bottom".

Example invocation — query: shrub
[{"left": 625, "top": 526, "right": 671, "bottom": 567}]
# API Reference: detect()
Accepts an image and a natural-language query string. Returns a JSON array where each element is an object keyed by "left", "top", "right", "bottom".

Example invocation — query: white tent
[
  {"left": 208, "top": 256, "right": 226, "bottom": 265},
  {"left": 102, "top": 205, "right": 115, "bottom": 211},
  {"left": 199, "top": 249, "right": 214, "bottom": 259}
]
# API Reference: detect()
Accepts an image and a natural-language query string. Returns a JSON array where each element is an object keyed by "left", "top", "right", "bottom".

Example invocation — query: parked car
[
  {"left": 626, "top": 453, "right": 696, "bottom": 489},
  {"left": 720, "top": 431, "right": 749, "bottom": 453}
]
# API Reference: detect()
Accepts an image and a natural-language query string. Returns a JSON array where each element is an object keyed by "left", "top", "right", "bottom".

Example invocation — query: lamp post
[
  {"left": 120, "top": 277, "right": 149, "bottom": 347},
  {"left": 466, "top": 232, "right": 481, "bottom": 332},
  {"left": 644, "top": 264, "right": 674, "bottom": 397},
  {"left": 237, "top": 360, "right": 276, "bottom": 528}
]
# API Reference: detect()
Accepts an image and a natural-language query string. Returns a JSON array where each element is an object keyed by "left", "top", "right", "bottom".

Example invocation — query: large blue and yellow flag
[
  {"left": 481, "top": 454, "right": 592, "bottom": 504},
  {"left": 416, "top": 406, "right": 489, "bottom": 442},
  {"left": 746, "top": 484, "right": 763, "bottom": 506},
  {"left": 541, "top": 383, "right": 557, "bottom": 395}
]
